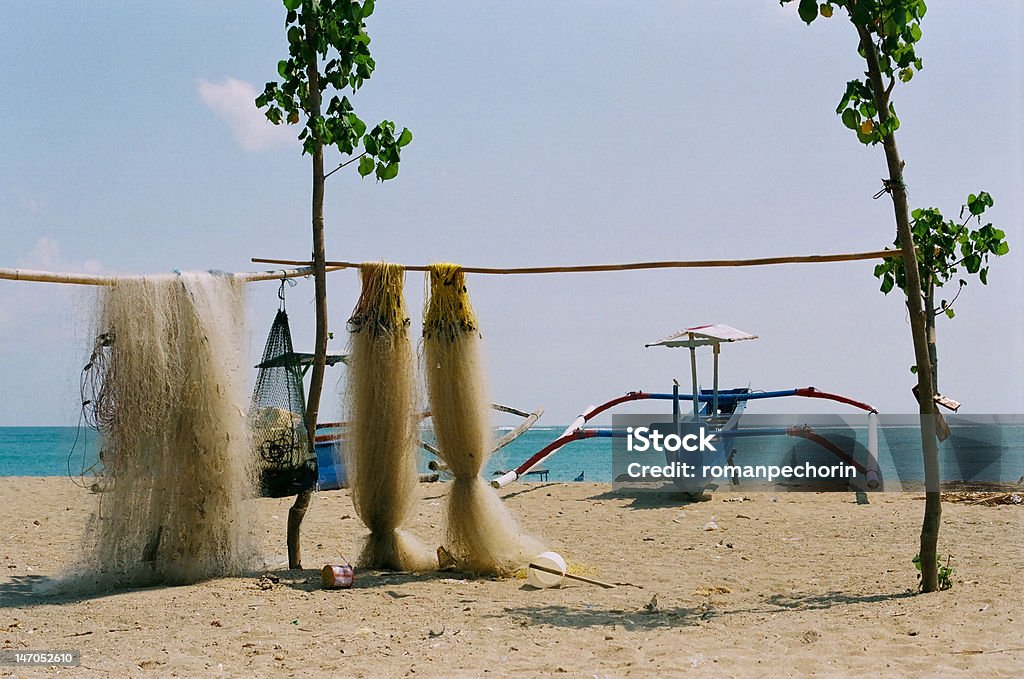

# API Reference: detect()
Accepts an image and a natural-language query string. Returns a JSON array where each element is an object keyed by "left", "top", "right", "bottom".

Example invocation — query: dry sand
[{"left": 1, "top": 477, "right": 1022, "bottom": 677}]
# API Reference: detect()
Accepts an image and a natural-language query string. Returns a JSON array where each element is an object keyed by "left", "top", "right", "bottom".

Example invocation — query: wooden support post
[
  {"left": 712, "top": 343, "right": 720, "bottom": 417},
  {"left": 688, "top": 333, "right": 700, "bottom": 420}
]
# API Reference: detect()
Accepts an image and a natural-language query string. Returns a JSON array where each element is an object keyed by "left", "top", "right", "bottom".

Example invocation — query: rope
[
  {"left": 873, "top": 178, "right": 907, "bottom": 200},
  {"left": 253, "top": 248, "right": 904, "bottom": 275}
]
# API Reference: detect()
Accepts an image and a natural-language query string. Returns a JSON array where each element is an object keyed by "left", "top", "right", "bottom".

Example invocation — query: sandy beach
[{"left": 1, "top": 477, "right": 1022, "bottom": 677}]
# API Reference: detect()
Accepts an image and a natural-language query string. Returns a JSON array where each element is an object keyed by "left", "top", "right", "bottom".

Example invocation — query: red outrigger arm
[
  {"left": 793, "top": 387, "right": 877, "bottom": 414},
  {"left": 785, "top": 426, "right": 867, "bottom": 474},
  {"left": 491, "top": 392, "right": 652, "bottom": 488}
]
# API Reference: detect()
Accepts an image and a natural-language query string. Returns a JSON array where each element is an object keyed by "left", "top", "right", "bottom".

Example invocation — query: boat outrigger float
[{"left": 493, "top": 324, "right": 882, "bottom": 494}]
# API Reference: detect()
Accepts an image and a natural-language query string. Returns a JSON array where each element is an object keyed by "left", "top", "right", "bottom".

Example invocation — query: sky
[{"left": 1, "top": 1, "right": 1021, "bottom": 426}]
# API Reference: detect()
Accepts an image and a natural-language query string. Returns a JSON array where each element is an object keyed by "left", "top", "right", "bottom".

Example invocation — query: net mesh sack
[{"left": 250, "top": 308, "right": 318, "bottom": 497}]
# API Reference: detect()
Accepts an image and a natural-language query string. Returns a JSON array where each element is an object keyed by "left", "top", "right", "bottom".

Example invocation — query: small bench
[
  {"left": 524, "top": 468, "right": 549, "bottom": 482},
  {"left": 494, "top": 468, "right": 549, "bottom": 482}
]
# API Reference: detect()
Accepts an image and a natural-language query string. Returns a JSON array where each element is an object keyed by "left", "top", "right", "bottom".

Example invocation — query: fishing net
[
  {"left": 250, "top": 301, "right": 318, "bottom": 498},
  {"left": 423, "top": 263, "right": 542, "bottom": 575},
  {"left": 344, "top": 262, "right": 435, "bottom": 571},
  {"left": 70, "top": 272, "right": 258, "bottom": 589}
]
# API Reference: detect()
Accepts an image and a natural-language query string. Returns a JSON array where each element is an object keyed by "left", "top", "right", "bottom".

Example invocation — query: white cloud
[
  {"left": 198, "top": 77, "right": 295, "bottom": 152},
  {"left": 24, "top": 236, "right": 62, "bottom": 270},
  {"left": 0, "top": 237, "right": 106, "bottom": 332}
]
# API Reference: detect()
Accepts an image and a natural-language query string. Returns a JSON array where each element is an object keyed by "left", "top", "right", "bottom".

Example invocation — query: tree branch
[
  {"left": 936, "top": 283, "right": 966, "bottom": 317},
  {"left": 324, "top": 150, "right": 367, "bottom": 179}
]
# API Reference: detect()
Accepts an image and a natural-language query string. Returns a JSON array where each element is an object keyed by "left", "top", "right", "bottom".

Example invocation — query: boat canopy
[{"left": 645, "top": 323, "right": 757, "bottom": 349}]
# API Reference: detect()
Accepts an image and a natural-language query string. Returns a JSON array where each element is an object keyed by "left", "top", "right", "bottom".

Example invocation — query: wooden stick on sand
[{"left": 528, "top": 562, "right": 617, "bottom": 589}]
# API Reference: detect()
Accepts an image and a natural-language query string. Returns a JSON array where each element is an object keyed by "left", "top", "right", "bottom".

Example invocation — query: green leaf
[
  {"left": 910, "top": 365, "right": 918, "bottom": 375},
  {"left": 841, "top": 108, "right": 859, "bottom": 130},
  {"left": 979, "top": 268, "right": 988, "bottom": 285},
  {"left": 283, "top": 0, "right": 302, "bottom": 10},
  {"left": 397, "top": 127, "right": 413, "bottom": 147},
  {"left": 798, "top": 0, "right": 819, "bottom": 24},
  {"left": 278, "top": 60, "right": 290, "bottom": 78},
  {"left": 880, "top": 274, "right": 895, "bottom": 294},
  {"left": 358, "top": 155, "right": 375, "bottom": 177},
  {"left": 378, "top": 162, "right": 399, "bottom": 180},
  {"left": 362, "top": 0, "right": 376, "bottom": 18},
  {"left": 995, "top": 242, "right": 1009, "bottom": 256},
  {"left": 945, "top": 307, "right": 955, "bottom": 319}
]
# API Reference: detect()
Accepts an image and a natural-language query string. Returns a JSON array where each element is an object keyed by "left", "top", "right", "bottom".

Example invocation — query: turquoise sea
[
  {"left": 0, "top": 426, "right": 611, "bottom": 482},
  {"left": 2, "top": 419, "right": 1022, "bottom": 488}
]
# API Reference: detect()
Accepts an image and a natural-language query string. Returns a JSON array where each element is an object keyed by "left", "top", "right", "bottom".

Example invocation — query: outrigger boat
[
  {"left": 492, "top": 324, "right": 882, "bottom": 495},
  {"left": 313, "top": 403, "right": 545, "bottom": 490}
]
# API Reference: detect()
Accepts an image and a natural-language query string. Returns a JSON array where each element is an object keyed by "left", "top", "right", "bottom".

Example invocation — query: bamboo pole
[
  {"left": 252, "top": 248, "right": 905, "bottom": 274},
  {"left": 2, "top": 249, "right": 906, "bottom": 287},
  {"left": 0, "top": 266, "right": 344, "bottom": 286}
]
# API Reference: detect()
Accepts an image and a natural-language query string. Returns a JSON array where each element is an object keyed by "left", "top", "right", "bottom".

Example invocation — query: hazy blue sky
[{"left": 1, "top": 1, "right": 1021, "bottom": 426}]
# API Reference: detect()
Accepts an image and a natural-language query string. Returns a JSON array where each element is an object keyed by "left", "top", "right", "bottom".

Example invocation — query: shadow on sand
[
  {"left": 587, "top": 487, "right": 713, "bottom": 509},
  {"left": 486, "top": 603, "right": 715, "bottom": 629},
  {"left": 0, "top": 573, "right": 181, "bottom": 608},
  {"left": 424, "top": 482, "right": 562, "bottom": 503},
  {"left": 753, "top": 589, "right": 917, "bottom": 612},
  {"left": 273, "top": 565, "right": 506, "bottom": 593},
  {"left": 494, "top": 588, "right": 918, "bottom": 630}
]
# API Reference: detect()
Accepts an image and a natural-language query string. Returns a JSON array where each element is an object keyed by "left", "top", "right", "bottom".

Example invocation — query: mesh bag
[{"left": 250, "top": 308, "right": 318, "bottom": 497}]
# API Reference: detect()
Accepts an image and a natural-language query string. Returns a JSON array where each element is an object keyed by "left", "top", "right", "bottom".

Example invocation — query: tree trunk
[
  {"left": 924, "top": 283, "right": 938, "bottom": 389},
  {"left": 855, "top": 22, "right": 942, "bottom": 592},
  {"left": 288, "top": 6, "right": 328, "bottom": 570}
]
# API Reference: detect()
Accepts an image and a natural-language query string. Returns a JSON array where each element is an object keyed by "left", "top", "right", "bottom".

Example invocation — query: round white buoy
[{"left": 527, "top": 551, "right": 567, "bottom": 588}]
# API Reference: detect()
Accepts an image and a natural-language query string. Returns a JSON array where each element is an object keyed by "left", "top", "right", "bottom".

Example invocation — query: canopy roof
[{"left": 645, "top": 324, "right": 758, "bottom": 349}]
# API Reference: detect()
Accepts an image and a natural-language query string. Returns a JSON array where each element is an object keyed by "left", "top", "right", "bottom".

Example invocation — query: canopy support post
[
  {"left": 712, "top": 342, "right": 720, "bottom": 417},
  {"left": 688, "top": 332, "right": 700, "bottom": 419},
  {"left": 672, "top": 381, "right": 681, "bottom": 436}
]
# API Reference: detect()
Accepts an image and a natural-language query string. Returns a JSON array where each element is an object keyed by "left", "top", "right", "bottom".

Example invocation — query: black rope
[
  {"left": 278, "top": 276, "right": 296, "bottom": 311},
  {"left": 873, "top": 177, "right": 907, "bottom": 200}
]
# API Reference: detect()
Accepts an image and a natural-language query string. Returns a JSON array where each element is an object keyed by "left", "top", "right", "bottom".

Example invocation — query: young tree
[
  {"left": 785, "top": 0, "right": 1005, "bottom": 591},
  {"left": 257, "top": 0, "right": 412, "bottom": 569},
  {"left": 873, "top": 193, "right": 1008, "bottom": 389}
]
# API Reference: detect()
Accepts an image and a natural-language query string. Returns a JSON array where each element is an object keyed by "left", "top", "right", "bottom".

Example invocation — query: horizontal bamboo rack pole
[
  {"left": 2, "top": 248, "right": 907, "bottom": 286},
  {"left": 252, "top": 248, "right": 904, "bottom": 275},
  {"left": 0, "top": 265, "right": 345, "bottom": 286}
]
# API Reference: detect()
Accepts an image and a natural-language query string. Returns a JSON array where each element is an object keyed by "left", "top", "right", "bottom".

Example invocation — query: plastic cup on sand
[{"left": 527, "top": 551, "right": 567, "bottom": 588}]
